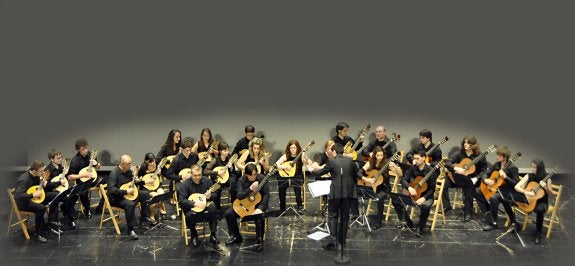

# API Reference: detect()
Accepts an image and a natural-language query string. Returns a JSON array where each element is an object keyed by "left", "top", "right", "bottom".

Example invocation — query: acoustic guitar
[
  {"left": 278, "top": 140, "right": 315, "bottom": 177},
  {"left": 479, "top": 152, "right": 521, "bottom": 201},
  {"left": 447, "top": 145, "right": 496, "bottom": 183},
  {"left": 233, "top": 165, "right": 278, "bottom": 218},
  {"left": 344, "top": 124, "right": 370, "bottom": 160},
  {"left": 197, "top": 139, "right": 220, "bottom": 166},
  {"left": 51, "top": 158, "right": 70, "bottom": 193},
  {"left": 212, "top": 153, "right": 239, "bottom": 184},
  {"left": 407, "top": 136, "right": 449, "bottom": 166},
  {"left": 141, "top": 157, "right": 168, "bottom": 191},
  {"left": 362, "top": 133, "right": 400, "bottom": 162},
  {"left": 27, "top": 170, "right": 50, "bottom": 203},
  {"left": 120, "top": 166, "right": 140, "bottom": 201},
  {"left": 403, "top": 158, "right": 447, "bottom": 201},
  {"left": 188, "top": 182, "right": 222, "bottom": 212},
  {"left": 516, "top": 165, "right": 561, "bottom": 213},
  {"left": 163, "top": 154, "right": 177, "bottom": 169},
  {"left": 79, "top": 149, "right": 98, "bottom": 182},
  {"left": 357, "top": 152, "right": 401, "bottom": 192}
]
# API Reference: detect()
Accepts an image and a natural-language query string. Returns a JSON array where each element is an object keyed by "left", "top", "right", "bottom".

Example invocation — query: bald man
[{"left": 107, "top": 154, "right": 154, "bottom": 240}]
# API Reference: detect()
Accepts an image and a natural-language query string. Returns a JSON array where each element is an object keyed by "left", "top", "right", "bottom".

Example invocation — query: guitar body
[
  {"left": 197, "top": 151, "right": 212, "bottom": 164},
  {"left": 212, "top": 166, "right": 230, "bottom": 183},
  {"left": 51, "top": 175, "right": 69, "bottom": 192},
  {"left": 79, "top": 166, "right": 98, "bottom": 182},
  {"left": 233, "top": 193, "right": 262, "bottom": 218},
  {"left": 142, "top": 173, "right": 161, "bottom": 191},
  {"left": 516, "top": 181, "right": 546, "bottom": 212},
  {"left": 357, "top": 169, "right": 384, "bottom": 193},
  {"left": 179, "top": 168, "right": 192, "bottom": 177},
  {"left": 279, "top": 161, "right": 296, "bottom": 177},
  {"left": 26, "top": 185, "right": 45, "bottom": 203},
  {"left": 164, "top": 155, "right": 176, "bottom": 169},
  {"left": 120, "top": 182, "right": 139, "bottom": 201},
  {"left": 188, "top": 193, "right": 209, "bottom": 212},
  {"left": 408, "top": 175, "right": 428, "bottom": 201},
  {"left": 447, "top": 158, "right": 476, "bottom": 183},
  {"left": 480, "top": 171, "right": 505, "bottom": 201}
]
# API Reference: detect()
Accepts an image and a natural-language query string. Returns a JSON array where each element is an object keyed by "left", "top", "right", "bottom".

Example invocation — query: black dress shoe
[
  {"left": 85, "top": 210, "right": 92, "bottom": 219},
  {"left": 461, "top": 215, "right": 472, "bottom": 223},
  {"left": 254, "top": 239, "right": 264, "bottom": 252},
  {"left": 141, "top": 217, "right": 158, "bottom": 226},
  {"left": 226, "top": 235, "right": 243, "bottom": 246},
  {"left": 482, "top": 223, "right": 498, "bottom": 231},
  {"left": 37, "top": 235, "right": 47, "bottom": 243},
  {"left": 322, "top": 242, "right": 336, "bottom": 250},
  {"left": 534, "top": 232, "right": 543, "bottom": 245},
  {"left": 443, "top": 206, "right": 453, "bottom": 213},
  {"left": 70, "top": 221, "right": 78, "bottom": 230},
  {"left": 416, "top": 227, "right": 425, "bottom": 237},
  {"left": 129, "top": 230, "right": 139, "bottom": 240},
  {"left": 191, "top": 236, "right": 199, "bottom": 247},
  {"left": 210, "top": 234, "right": 220, "bottom": 245}
]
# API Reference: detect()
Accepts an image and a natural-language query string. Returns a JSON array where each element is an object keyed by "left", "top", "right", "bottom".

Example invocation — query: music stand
[
  {"left": 307, "top": 180, "right": 331, "bottom": 234},
  {"left": 46, "top": 188, "right": 72, "bottom": 243},
  {"left": 277, "top": 177, "right": 304, "bottom": 220},
  {"left": 389, "top": 192, "right": 419, "bottom": 241},
  {"left": 495, "top": 187, "right": 527, "bottom": 247},
  {"left": 145, "top": 190, "right": 178, "bottom": 233},
  {"left": 350, "top": 187, "right": 377, "bottom": 232}
]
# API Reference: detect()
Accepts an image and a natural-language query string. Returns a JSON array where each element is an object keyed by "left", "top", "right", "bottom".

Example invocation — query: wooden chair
[
  {"left": 365, "top": 173, "right": 401, "bottom": 222},
  {"left": 6, "top": 188, "right": 35, "bottom": 240},
  {"left": 240, "top": 217, "right": 269, "bottom": 240},
  {"left": 98, "top": 184, "right": 126, "bottom": 235},
  {"left": 181, "top": 210, "right": 211, "bottom": 246},
  {"left": 512, "top": 184, "right": 564, "bottom": 239}
]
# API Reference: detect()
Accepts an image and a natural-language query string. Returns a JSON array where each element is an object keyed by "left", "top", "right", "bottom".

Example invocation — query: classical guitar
[
  {"left": 197, "top": 139, "right": 220, "bottom": 166},
  {"left": 212, "top": 153, "right": 239, "bottom": 184},
  {"left": 344, "top": 124, "right": 370, "bottom": 160},
  {"left": 447, "top": 145, "right": 496, "bottom": 183},
  {"left": 141, "top": 157, "right": 168, "bottom": 191},
  {"left": 27, "top": 170, "right": 50, "bottom": 203},
  {"left": 278, "top": 140, "right": 316, "bottom": 177},
  {"left": 357, "top": 152, "right": 401, "bottom": 193},
  {"left": 362, "top": 133, "right": 400, "bottom": 162},
  {"left": 479, "top": 152, "right": 521, "bottom": 201},
  {"left": 79, "top": 149, "right": 98, "bottom": 182},
  {"left": 51, "top": 158, "right": 70, "bottom": 193},
  {"left": 516, "top": 165, "right": 561, "bottom": 213},
  {"left": 407, "top": 136, "right": 449, "bottom": 166},
  {"left": 120, "top": 166, "right": 140, "bottom": 201},
  {"left": 403, "top": 158, "right": 447, "bottom": 201},
  {"left": 233, "top": 165, "right": 278, "bottom": 218},
  {"left": 188, "top": 182, "right": 222, "bottom": 212}
]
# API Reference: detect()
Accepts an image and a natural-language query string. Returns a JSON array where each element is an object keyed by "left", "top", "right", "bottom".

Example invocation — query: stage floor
[{"left": 2, "top": 179, "right": 574, "bottom": 266}]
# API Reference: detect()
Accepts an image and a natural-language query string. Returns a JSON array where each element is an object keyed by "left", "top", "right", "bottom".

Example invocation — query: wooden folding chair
[
  {"left": 512, "top": 184, "right": 564, "bottom": 239},
  {"left": 6, "top": 188, "right": 35, "bottom": 240},
  {"left": 98, "top": 184, "right": 126, "bottom": 235}
]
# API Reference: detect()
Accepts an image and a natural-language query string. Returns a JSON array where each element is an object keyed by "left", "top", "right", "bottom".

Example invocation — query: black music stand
[
  {"left": 495, "top": 187, "right": 527, "bottom": 247},
  {"left": 390, "top": 192, "right": 419, "bottom": 241},
  {"left": 350, "top": 186, "right": 378, "bottom": 233},
  {"left": 145, "top": 190, "right": 178, "bottom": 233},
  {"left": 277, "top": 177, "right": 304, "bottom": 220},
  {"left": 46, "top": 188, "right": 72, "bottom": 242}
]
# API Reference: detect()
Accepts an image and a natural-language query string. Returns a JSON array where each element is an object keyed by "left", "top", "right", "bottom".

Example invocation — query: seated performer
[
  {"left": 223, "top": 163, "right": 270, "bottom": 252},
  {"left": 178, "top": 164, "right": 220, "bottom": 247}
]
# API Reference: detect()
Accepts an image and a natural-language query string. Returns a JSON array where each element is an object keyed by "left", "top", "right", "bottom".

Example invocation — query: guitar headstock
[
  {"left": 229, "top": 153, "right": 239, "bottom": 164},
  {"left": 510, "top": 152, "right": 522, "bottom": 162},
  {"left": 436, "top": 157, "right": 448, "bottom": 168},
  {"left": 157, "top": 157, "right": 169, "bottom": 169},
  {"left": 392, "top": 133, "right": 401, "bottom": 142},
  {"left": 92, "top": 149, "right": 98, "bottom": 158},
  {"left": 209, "top": 139, "right": 221, "bottom": 152},
  {"left": 303, "top": 140, "right": 316, "bottom": 152},
  {"left": 486, "top": 145, "right": 496, "bottom": 153},
  {"left": 390, "top": 152, "right": 401, "bottom": 162},
  {"left": 439, "top": 136, "right": 449, "bottom": 145},
  {"left": 360, "top": 124, "right": 371, "bottom": 136}
]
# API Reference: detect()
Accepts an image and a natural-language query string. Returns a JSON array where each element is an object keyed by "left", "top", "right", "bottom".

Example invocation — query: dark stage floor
[{"left": 2, "top": 176, "right": 574, "bottom": 266}]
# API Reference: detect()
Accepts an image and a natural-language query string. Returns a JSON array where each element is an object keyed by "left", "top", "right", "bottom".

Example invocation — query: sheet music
[
  {"left": 307, "top": 230, "right": 330, "bottom": 241},
  {"left": 307, "top": 180, "right": 331, "bottom": 197}
]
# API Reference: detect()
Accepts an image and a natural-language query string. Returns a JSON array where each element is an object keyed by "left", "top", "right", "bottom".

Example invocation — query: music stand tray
[
  {"left": 389, "top": 192, "right": 419, "bottom": 241},
  {"left": 145, "top": 191, "right": 178, "bottom": 233},
  {"left": 495, "top": 187, "right": 527, "bottom": 247}
]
